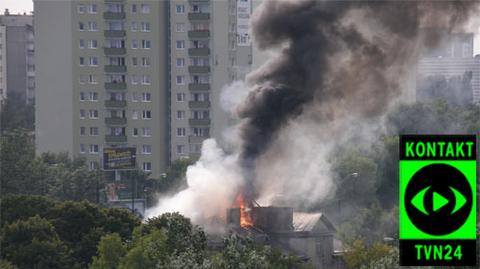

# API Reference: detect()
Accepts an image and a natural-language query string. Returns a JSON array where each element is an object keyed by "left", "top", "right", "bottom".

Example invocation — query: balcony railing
[
  {"left": 188, "top": 65, "right": 210, "bottom": 73},
  {"left": 188, "top": 13, "right": 210, "bottom": 20},
  {"left": 104, "top": 47, "right": 126, "bottom": 55},
  {"left": 105, "top": 117, "right": 127, "bottom": 125},
  {"left": 188, "top": 83, "right": 210, "bottom": 91},
  {"left": 105, "top": 135, "right": 127, "bottom": 143},
  {"left": 188, "top": 30, "right": 210, "bottom": 39},
  {"left": 105, "top": 82, "right": 127, "bottom": 90},
  {"left": 103, "top": 12, "right": 126, "bottom": 20},
  {"left": 188, "top": 48, "right": 210, "bottom": 56},
  {"left": 104, "top": 65, "right": 127, "bottom": 73},
  {"left": 189, "top": 118, "right": 211, "bottom": 126},
  {"left": 104, "top": 30, "right": 126, "bottom": 38},
  {"left": 189, "top": 135, "right": 209, "bottom": 144},
  {"left": 104, "top": 100, "right": 127, "bottom": 108},
  {"left": 188, "top": 101, "right": 211, "bottom": 108}
]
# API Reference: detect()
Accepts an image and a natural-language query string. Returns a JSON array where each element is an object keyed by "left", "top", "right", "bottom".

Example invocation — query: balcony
[
  {"left": 188, "top": 65, "right": 210, "bottom": 73},
  {"left": 188, "top": 48, "right": 210, "bottom": 56},
  {"left": 188, "top": 13, "right": 210, "bottom": 21},
  {"left": 189, "top": 135, "right": 209, "bottom": 144},
  {"left": 105, "top": 0, "right": 125, "bottom": 2},
  {"left": 104, "top": 47, "right": 126, "bottom": 55},
  {"left": 105, "top": 82, "right": 127, "bottom": 90},
  {"left": 105, "top": 135, "right": 127, "bottom": 143},
  {"left": 189, "top": 118, "right": 211, "bottom": 126},
  {"left": 188, "top": 30, "right": 210, "bottom": 39},
  {"left": 103, "top": 12, "right": 126, "bottom": 20},
  {"left": 189, "top": 101, "right": 210, "bottom": 108},
  {"left": 105, "top": 100, "right": 127, "bottom": 108},
  {"left": 104, "top": 30, "right": 126, "bottom": 38},
  {"left": 188, "top": 83, "right": 210, "bottom": 91},
  {"left": 104, "top": 65, "right": 127, "bottom": 73},
  {"left": 105, "top": 117, "right": 127, "bottom": 125}
]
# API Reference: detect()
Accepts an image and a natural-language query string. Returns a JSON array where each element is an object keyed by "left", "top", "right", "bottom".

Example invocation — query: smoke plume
[{"left": 148, "top": 0, "right": 479, "bottom": 225}]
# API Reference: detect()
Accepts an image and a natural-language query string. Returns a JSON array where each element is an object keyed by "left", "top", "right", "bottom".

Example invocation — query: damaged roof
[{"left": 293, "top": 212, "right": 337, "bottom": 233}]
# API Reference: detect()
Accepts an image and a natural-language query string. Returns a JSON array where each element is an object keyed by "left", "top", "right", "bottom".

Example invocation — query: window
[
  {"left": 89, "top": 110, "right": 99, "bottom": 119},
  {"left": 87, "top": 4, "right": 97, "bottom": 14},
  {"left": 142, "top": 75, "right": 151, "bottom": 85},
  {"left": 141, "top": 22, "right": 150, "bottom": 32},
  {"left": 176, "top": 23, "right": 185, "bottom": 32},
  {"left": 79, "top": 39, "right": 85, "bottom": 48},
  {"left": 89, "top": 92, "right": 98, "bottom": 101},
  {"left": 142, "top": 145, "right": 152, "bottom": 154},
  {"left": 79, "top": 75, "right": 87, "bottom": 84},
  {"left": 142, "top": 127, "right": 152, "bottom": 137},
  {"left": 143, "top": 162, "right": 152, "bottom": 171},
  {"left": 176, "top": 110, "right": 185, "bottom": 119},
  {"left": 89, "top": 144, "right": 99, "bottom": 154},
  {"left": 131, "top": 4, "right": 137, "bottom": 13},
  {"left": 130, "top": 75, "right": 139, "bottom": 85},
  {"left": 131, "top": 40, "right": 138, "bottom": 49},
  {"left": 131, "top": 92, "right": 139, "bottom": 102},
  {"left": 141, "top": 40, "right": 151, "bottom": 49},
  {"left": 176, "top": 145, "right": 185, "bottom": 154},
  {"left": 176, "top": 40, "right": 185, "bottom": 49},
  {"left": 141, "top": 57, "right": 151, "bottom": 67},
  {"left": 131, "top": 22, "right": 137, "bottom": 32},
  {"left": 132, "top": 128, "right": 138, "bottom": 136},
  {"left": 89, "top": 161, "right": 98, "bottom": 170},
  {"left": 80, "top": 92, "right": 86, "bottom": 101},
  {"left": 176, "top": 93, "right": 185, "bottom": 102},
  {"left": 132, "top": 57, "right": 138, "bottom": 66},
  {"left": 176, "top": 5, "right": 185, "bottom": 14},
  {"left": 78, "top": 4, "right": 86, "bottom": 14},
  {"left": 88, "top": 40, "right": 97, "bottom": 49},
  {"left": 88, "top": 22, "right": 97, "bottom": 31},
  {"left": 80, "top": 109, "right": 86, "bottom": 119},
  {"left": 177, "top": 128, "right": 186, "bottom": 137},
  {"left": 80, "top": 144, "right": 86, "bottom": 154},
  {"left": 89, "top": 57, "right": 98, "bottom": 66},
  {"left": 142, "top": 110, "right": 151, "bottom": 119},
  {"left": 90, "top": 127, "right": 99, "bottom": 136},
  {"left": 142, "top": 92, "right": 151, "bottom": 102},
  {"left": 79, "top": 57, "right": 85, "bottom": 66},
  {"left": 132, "top": 110, "right": 138, "bottom": 120},
  {"left": 176, "top": 58, "right": 185, "bottom": 67},
  {"left": 141, "top": 4, "right": 150, "bottom": 14},
  {"left": 80, "top": 127, "right": 86, "bottom": 135},
  {"left": 88, "top": 75, "right": 97, "bottom": 84},
  {"left": 176, "top": 76, "right": 185, "bottom": 85}
]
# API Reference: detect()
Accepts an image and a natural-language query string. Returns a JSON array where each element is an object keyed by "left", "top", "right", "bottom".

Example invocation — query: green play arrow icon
[
  {"left": 433, "top": 192, "right": 449, "bottom": 212},
  {"left": 411, "top": 186, "right": 430, "bottom": 215}
]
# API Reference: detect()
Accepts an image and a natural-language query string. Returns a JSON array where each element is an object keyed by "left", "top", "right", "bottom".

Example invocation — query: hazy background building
[
  {"left": 417, "top": 32, "right": 480, "bottom": 104},
  {"left": 0, "top": 9, "right": 35, "bottom": 105}
]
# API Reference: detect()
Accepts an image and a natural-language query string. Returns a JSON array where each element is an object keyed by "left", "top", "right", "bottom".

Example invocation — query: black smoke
[{"left": 237, "top": 0, "right": 479, "bottom": 202}]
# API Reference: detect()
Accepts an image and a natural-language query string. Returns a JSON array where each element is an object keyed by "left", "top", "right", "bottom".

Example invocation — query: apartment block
[
  {"left": 0, "top": 10, "right": 35, "bottom": 105},
  {"left": 169, "top": 0, "right": 252, "bottom": 160},
  {"left": 35, "top": 0, "right": 168, "bottom": 177}
]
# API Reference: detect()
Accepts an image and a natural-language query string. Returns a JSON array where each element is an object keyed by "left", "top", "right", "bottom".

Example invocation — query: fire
[{"left": 235, "top": 193, "right": 253, "bottom": 228}]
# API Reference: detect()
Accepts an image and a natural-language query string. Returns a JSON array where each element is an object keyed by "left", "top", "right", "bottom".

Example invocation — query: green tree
[
  {"left": 90, "top": 233, "right": 126, "bottom": 269},
  {"left": 119, "top": 230, "right": 168, "bottom": 269},
  {"left": 343, "top": 239, "right": 392, "bottom": 269},
  {"left": 0, "top": 195, "right": 57, "bottom": 227},
  {"left": 0, "top": 215, "right": 72, "bottom": 269},
  {"left": 0, "top": 91, "right": 34, "bottom": 132}
]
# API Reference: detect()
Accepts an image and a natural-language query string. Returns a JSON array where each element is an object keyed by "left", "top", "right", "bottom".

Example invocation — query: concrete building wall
[
  {"left": 0, "top": 13, "right": 35, "bottom": 104},
  {"left": 0, "top": 25, "right": 6, "bottom": 106},
  {"left": 35, "top": 0, "right": 168, "bottom": 178},
  {"left": 34, "top": 0, "right": 74, "bottom": 154}
]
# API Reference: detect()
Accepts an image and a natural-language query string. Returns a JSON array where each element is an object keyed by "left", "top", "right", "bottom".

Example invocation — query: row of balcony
[
  {"left": 104, "top": 47, "right": 210, "bottom": 57},
  {"left": 104, "top": 12, "right": 126, "bottom": 20},
  {"left": 105, "top": 100, "right": 127, "bottom": 108},
  {"left": 104, "top": 30, "right": 126, "bottom": 38},
  {"left": 188, "top": 30, "right": 210, "bottom": 39},
  {"left": 103, "top": 82, "right": 211, "bottom": 91},
  {"left": 105, "top": 135, "right": 127, "bottom": 143}
]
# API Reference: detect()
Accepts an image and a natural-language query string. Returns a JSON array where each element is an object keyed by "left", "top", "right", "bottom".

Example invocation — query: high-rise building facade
[
  {"left": 35, "top": 0, "right": 169, "bottom": 177},
  {"left": 35, "top": 0, "right": 252, "bottom": 177},
  {"left": 169, "top": 0, "right": 252, "bottom": 160},
  {"left": 0, "top": 10, "right": 35, "bottom": 105}
]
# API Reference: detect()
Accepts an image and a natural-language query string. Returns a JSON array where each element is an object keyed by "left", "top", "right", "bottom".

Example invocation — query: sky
[{"left": 2, "top": 0, "right": 480, "bottom": 55}]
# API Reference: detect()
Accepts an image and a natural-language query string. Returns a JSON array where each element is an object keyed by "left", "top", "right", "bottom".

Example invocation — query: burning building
[{"left": 226, "top": 194, "right": 342, "bottom": 268}]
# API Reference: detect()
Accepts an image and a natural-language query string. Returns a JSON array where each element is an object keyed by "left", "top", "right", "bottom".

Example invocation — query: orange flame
[{"left": 235, "top": 193, "right": 253, "bottom": 228}]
